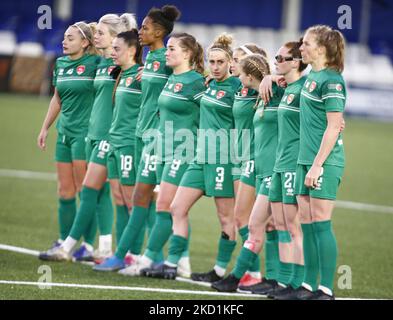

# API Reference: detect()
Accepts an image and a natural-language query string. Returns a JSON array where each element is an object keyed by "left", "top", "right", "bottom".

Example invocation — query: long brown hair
[
  {"left": 170, "top": 32, "right": 205, "bottom": 74},
  {"left": 306, "top": 25, "right": 345, "bottom": 73}
]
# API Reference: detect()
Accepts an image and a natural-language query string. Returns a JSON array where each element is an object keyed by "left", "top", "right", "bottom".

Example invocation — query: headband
[
  {"left": 73, "top": 23, "right": 87, "bottom": 39},
  {"left": 209, "top": 47, "right": 231, "bottom": 59},
  {"left": 240, "top": 45, "right": 253, "bottom": 55}
]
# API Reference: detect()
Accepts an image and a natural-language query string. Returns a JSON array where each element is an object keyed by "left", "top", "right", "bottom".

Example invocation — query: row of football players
[{"left": 37, "top": 4, "right": 346, "bottom": 300}]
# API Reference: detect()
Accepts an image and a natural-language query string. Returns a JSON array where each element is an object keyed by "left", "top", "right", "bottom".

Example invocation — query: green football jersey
[
  {"left": 196, "top": 76, "right": 242, "bottom": 164},
  {"left": 87, "top": 57, "right": 116, "bottom": 140},
  {"left": 274, "top": 76, "right": 306, "bottom": 172},
  {"left": 253, "top": 83, "right": 285, "bottom": 178},
  {"left": 233, "top": 86, "right": 258, "bottom": 163},
  {"left": 109, "top": 64, "right": 142, "bottom": 148},
  {"left": 53, "top": 54, "right": 99, "bottom": 137},
  {"left": 136, "top": 47, "right": 172, "bottom": 138},
  {"left": 298, "top": 68, "right": 346, "bottom": 167},
  {"left": 157, "top": 70, "right": 206, "bottom": 162}
]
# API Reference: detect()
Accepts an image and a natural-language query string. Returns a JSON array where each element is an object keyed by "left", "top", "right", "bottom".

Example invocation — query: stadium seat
[
  {"left": 0, "top": 31, "right": 16, "bottom": 55},
  {"left": 15, "top": 42, "right": 44, "bottom": 57}
]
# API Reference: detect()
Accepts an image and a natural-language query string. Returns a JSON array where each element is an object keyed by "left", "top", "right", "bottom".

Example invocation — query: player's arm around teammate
[
  {"left": 294, "top": 25, "right": 347, "bottom": 300},
  {"left": 149, "top": 34, "right": 241, "bottom": 282},
  {"left": 212, "top": 54, "right": 283, "bottom": 293},
  {"left": 38, "top": 22, "right": 99, "bottom": 258}
]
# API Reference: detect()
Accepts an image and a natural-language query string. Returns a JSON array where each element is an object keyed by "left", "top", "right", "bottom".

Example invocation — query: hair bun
[
  {"left": 214, "top": 33, "right": 233, "bottom": 48},
  {"left": 161, "top": 5, "right": 181, "bottom": 22},
  {"left": 120, "top": 13, "right": 138, "bottom": 31}
]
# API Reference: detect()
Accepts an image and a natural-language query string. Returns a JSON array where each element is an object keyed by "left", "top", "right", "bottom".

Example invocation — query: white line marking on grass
[
  {"left": 0, "top": 244, "right": 39, "bottom": 256},
  {"left": 0, "top": 280, "right": 262, "bottom": 298},
  {"left": 0, "top": 280, "right": 384, "bottom": 300},
  {"left": 0, "top": 169, "right": 56, "bottom": 181},
  {"left": 336, "top": 200, "right": 393, "bottom": 214},
  {"left": 2, "top": 168, "right": 393, "bottom": 214},
  {"left": 0, "top": 243, "right": 386, "bottom": 300}
]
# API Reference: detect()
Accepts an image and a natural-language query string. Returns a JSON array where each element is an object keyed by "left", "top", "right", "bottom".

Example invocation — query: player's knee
[
  {"left": 234, "top": 215, "right": 246, "bottom": 229},
  {"left": 156, "top": 200, "right": 171, "bottom": 212},
  {"left": 57, "top": 184, "right": 76, "bottom": 199},
  {"left": 170, "top": 202, "right": 186, "bottom": 219},
  {"left": 132, "top": 187, "right": 151, "bottom": 206},
  {"left": 219, "top": 213, "right": 235, "bottom": 231},
  {"left": 248, "top": 223, "right": 262, "bottom": 239},
  {"left": 111, "top": 189, "right": 124, "bottom": 205}
]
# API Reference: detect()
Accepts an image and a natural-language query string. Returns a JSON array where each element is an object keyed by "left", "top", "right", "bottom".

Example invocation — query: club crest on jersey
[
  {"left": 336, "top": 84, "right": 343, "bottom": 91},
  {"left": 108, "top": 66, "right": 115, "bottom": 75},
  {"left": 126, "top": 77, "right": 133, "bottom": 87},
  {"left": 241, "top": 88, "right": 248, "bottom": 96},
  {"left": 309, "top": 81, "right": 317, "bottom": 92},
  {"left": 153, "top": 61, "right": 160, "bottom": 72},
  {"left": 174, "top": 83, "right": 183, "bottom": 93},
  {"left": 216, "top": 90, "right": 226, "bottom": 99},
  {"left": 76, "top": 65, "right": 85, "bottom": 75},
  {"left": 287, "top": 94, "right": 294, "bottom": 104}
]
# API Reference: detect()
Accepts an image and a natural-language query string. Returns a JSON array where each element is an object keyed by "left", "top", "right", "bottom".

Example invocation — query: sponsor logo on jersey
[
  {"left": 216, "top": 90, "right": 226, "bottom": 99},
  {"left": 168, "top": 83, "right": 174, "bottom": 90},
  {"left": 76, "top": 65, "right": 85, "bottom": 75},
  {"left": 153, "top": 61, "right": 160, "bottom": 72},
  {"left": 305, "top": 80, "right": 310, "bottom": 89},
  {"left": 241, "top": 88, "right": 248, "bottom": 96},
  {"left": 287, "top": 94, "right": 294, "bottom": 104},
  {"left": 102, "top": 68, "right": 107, "bottom": 74},
  {"left": 211, "top": 89, "right": 217, "bottom": 96},
  {"left": 327, "top": 83, "right": 343, "bottom": 92},
  {"left": 146, "top": 63, "right": 152, "bottom": 70},
  {"left": 59, "top": 69, "right": 64, "bottom": 76},
  {"left": 174, "top": 83, "right": 183, "bottom": 93},
  {"left": 126, "top": 77, "right": 133, "bottom": 87},
  {"left": 309, "top": 81, "right": 317, "bottom": 92},
  {"left": 108, "top": 66, "right": 115, "bottom": 75}
]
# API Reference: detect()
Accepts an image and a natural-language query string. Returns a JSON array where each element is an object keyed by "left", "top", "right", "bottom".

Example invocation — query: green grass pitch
[{"left": 0, "top": 93, "right": 392, "bottom": 299}]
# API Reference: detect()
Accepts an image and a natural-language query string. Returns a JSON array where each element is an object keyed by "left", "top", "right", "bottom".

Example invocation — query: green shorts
[
  {"left": 157, "top": 159, "right": 189, "bottom": 186},
  {"left": 232, "top": 162, "right": 241, "bottom": 182},
  {"left": 180, "top": 162, "right": 235, "bottom": 198},
  {"left": 256, "top": 175, "right": 272, "bottom": 196},
  {"left": 240, "top": 160, "right": 256, "bottom": 188},
  {"left": 107, "top": 145, "right": 136, "bottom": 186},
  {"left": 295, "top": 164, "right": 344, "bottom": 200},
  {"left": 85, "top": 138, "right": 110, "bottom": 166},
  {"left": 135, "top": 137, "right": 158, "bottom": 185},
  {"left": 269, "top": 171, "right": 297, "bottom": 204},
  {"left": 55, "top": 133, "right": 86, "bottom": 163}
]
